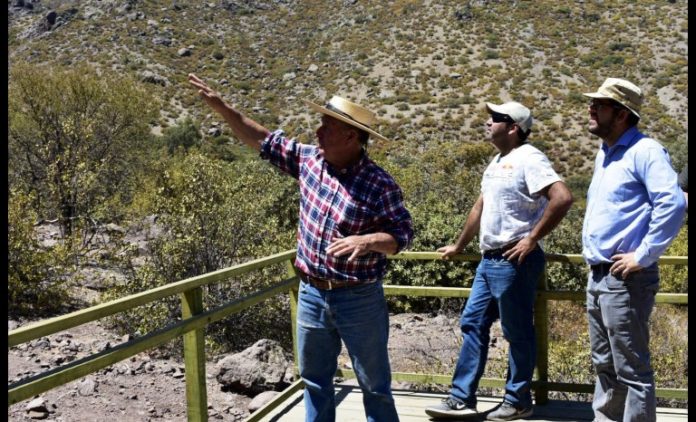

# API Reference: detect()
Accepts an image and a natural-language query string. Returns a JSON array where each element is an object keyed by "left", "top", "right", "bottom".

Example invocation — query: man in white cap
[
  {"left": 581, "top": 78, "right": 685, "bottom": 422},
  {"left": 425, "top": 101, "right": 573, "bottom": 420},
  {"left": 188, "top": 74, "right": 413, "bottom": 422}
]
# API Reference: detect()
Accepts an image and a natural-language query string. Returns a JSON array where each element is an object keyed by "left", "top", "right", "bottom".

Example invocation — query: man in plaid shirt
[{"left": 189, "top": 74, "right": 413, "bottom": 422}]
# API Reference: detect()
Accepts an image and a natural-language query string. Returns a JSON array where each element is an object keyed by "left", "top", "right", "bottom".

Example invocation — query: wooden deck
[{"left": 257, "top": 383, "right": 688, "bottom": 422}]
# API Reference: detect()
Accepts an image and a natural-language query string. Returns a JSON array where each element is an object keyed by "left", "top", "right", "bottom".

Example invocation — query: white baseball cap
[{"left": 486, "top": 101, "right": 533, "bottom": 133}]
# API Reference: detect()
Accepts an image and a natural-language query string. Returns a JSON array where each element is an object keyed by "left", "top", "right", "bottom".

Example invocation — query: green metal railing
[{"left": 7, "top": 251, "right": 688, "bottom": 422}]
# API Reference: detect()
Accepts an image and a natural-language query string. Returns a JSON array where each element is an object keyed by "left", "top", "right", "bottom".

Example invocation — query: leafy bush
[
  {"left": 163, "top": 118, "right": 202, "bottom": 154},
  {"left": 381, "top": 141, "right": 493, "bottom": 312},
  {"left": 8, "top": 189, "right": 73, "bottom": 317},
  {"left": 103, "top": 154, "right": 299, "bottom": 354},
  {"left": 9, "top": 61, "right": 158, "bottom": 237},
  {"left": 660, "top": 224, "right": 688, "bottom": 293}
]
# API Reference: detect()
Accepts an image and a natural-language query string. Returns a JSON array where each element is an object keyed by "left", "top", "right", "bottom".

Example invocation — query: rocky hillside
[{"left": 8, "top": 0, "right": 688, "bottom": 176}]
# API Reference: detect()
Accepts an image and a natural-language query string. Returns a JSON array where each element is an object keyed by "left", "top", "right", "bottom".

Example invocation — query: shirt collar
[
  {"left": 321, "top": 148, "right": 369, "bottom": 177},
  {"left": 602, "top": 125, "right": 642, "bottom": 152}
]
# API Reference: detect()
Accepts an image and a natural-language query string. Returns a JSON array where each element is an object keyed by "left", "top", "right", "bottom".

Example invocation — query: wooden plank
[
  {"left": 181, "top": 288, "right": 208, "bottom": 422},
  {"left": 534, "top": 270, "right": 550, "bottom": 405},
  {"left": 389, "top": 251, "right": 686, "bottom": 266},
  {"left": 285, "top": 260, "right": 300, "bottom": 374},
  {"left": 8, "top": 278, "right": 297, "bottom": 405},
  {"left": 247, "top": 379, "right": 305, "bottom": 422},
  {"left": 253, "top": 386, "right": 688, "bottom": 422},
  {"left": 384, "top": 285, "right": 473, "bottom": 298}
]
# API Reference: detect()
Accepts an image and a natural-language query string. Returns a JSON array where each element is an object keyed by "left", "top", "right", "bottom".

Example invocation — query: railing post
[
  {"left": 181, "top": 287, "right": 208, "bottom": 422},
  {"left": 534, "top": 268, "right": 549, "bottom": 405},
  {"left": 285, "top": 260, "right": 301, "bottom": 375}
]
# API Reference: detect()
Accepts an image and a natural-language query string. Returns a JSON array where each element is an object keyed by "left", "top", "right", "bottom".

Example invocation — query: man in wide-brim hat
[
  {"left": 188, "top": 73, "right": 413, "bottom": 422},
  {"left": 581, "top": 77, "right": 686, "bottom": 422}
]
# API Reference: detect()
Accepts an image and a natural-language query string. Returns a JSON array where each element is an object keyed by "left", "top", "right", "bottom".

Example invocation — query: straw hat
[
  {"left": 583, "top": 78, "right": 643, "bottom": 118},
  {"left": 305, "top": 96, "right": 387, "bottom": 142}
]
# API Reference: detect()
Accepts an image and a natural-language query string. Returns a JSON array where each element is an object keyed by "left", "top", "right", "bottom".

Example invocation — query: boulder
[
  {"left": 216, "top": 339, "right": 290, "bottom": 395},
  {"left": 139, "top": 70, "right": 169, "bottom": 86},
  {"left": 77, "top": 377, "right": 98, "bottom": 396},
  {"left": 247, "top": 391, "right": 279, "bottom": 413},
  {"left": 26, "top": 397, "right": 47, "bottom": 412},
  {"left": 152, "top": 36, "right": 172, "bottom": 46}
]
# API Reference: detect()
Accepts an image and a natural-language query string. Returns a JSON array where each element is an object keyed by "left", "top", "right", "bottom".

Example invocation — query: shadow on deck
[{"left": 257, "top": 383, "right": 688, "bottom": 422}]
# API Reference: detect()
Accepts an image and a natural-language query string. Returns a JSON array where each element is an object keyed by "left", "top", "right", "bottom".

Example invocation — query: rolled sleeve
[
  {"left": 377, "top": 187, "right": 413, "bottom": 253},
  {"left": 260, "top": 129, "right": 303, "bottom": 179}
]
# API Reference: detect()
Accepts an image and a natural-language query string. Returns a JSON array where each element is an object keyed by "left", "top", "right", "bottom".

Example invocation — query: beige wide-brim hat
[
  {"left": 583, "top": 77, "right": 643, "bottom": 118},
  {"left": 305, "top": 96, "right": 388, "bottom": 142}
]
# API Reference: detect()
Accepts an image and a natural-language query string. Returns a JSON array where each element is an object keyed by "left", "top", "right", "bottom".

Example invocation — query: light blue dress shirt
[{"left": 582, "top": 126, "right": 686, "bottom": 267}]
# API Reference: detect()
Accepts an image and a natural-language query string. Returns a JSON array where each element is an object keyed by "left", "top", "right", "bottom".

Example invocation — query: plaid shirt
[{"left": 261, "top": 130, "right": 413, "bottom": 283}]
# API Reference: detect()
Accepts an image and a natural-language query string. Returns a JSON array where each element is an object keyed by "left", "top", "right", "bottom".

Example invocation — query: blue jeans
[
  {"left": 297, "top": 280, "right": 398, "bottom": 422},
  {"left": 586, "top": 264, "right": 659, "bottom": 422},
  {"left": 449, "top": 247, "right": 544, "bottom": 409}
]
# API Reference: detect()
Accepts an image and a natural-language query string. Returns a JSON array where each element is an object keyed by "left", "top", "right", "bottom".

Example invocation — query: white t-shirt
[{"left": 479, "top": 143, "right": 562, "bottom": 252}]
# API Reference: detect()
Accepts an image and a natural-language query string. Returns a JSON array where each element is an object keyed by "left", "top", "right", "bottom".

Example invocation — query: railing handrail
[
  {"left": 8, "top": 249, "right": 297, "bottom": 348},
  {"left": 8, "top": 250, "right": 689, "bottom": 418}
]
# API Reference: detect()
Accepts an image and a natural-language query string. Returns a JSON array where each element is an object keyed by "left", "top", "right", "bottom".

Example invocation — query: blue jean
[
  {"left": 449, "top": 247, "right": 544, "bottom": 409},
  {"left": 586, "top": 264, "right": 659, "bottom": 422},
  {"left": 297, "top": 280, "right": 398, "bottom": 422}
]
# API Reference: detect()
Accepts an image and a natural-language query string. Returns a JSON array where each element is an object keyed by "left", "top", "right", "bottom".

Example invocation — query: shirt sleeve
[
  {"left": 376, "top": 185, "right": 414, "bottom": 253},
  {"left": 633, "top": 144, "right": 687, "bottom": 267},
  {"left": 524, "top": 148, "right": 562, "bottom": 195},
  {"left": 259, "top": 129, "right": 312, "bottom": 179}
]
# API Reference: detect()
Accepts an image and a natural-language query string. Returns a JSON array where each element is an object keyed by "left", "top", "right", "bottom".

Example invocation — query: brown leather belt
[{"left": 298, "top": 271, "right": 363, "bottom": 290}]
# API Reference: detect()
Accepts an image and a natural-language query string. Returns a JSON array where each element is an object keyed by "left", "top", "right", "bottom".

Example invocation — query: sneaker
[
  {"left": 425, "top": 397, "right": 478, "bottom": 418},
  {"left": 486, "top": 401, "right": 533, "bottom": 421}
]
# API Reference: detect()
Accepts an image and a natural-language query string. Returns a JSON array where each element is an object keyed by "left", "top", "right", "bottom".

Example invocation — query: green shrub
[
  {"left": 162, "top": 118, "right": 202, "bottom": 154},
  {"left": 660, "top": 224, "right": 688, "bottom": 293},
  {"left": 103, "top": 154, "right": 299, "bottom": 354},
  {"left": 8, "top": 189, "right": 73, "bottom": 317},
  {"left": 9, "top": 61, "right": 158, "bottom": 236}
]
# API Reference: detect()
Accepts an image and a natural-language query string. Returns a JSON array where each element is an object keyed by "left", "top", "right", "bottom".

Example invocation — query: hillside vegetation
[
  {"left": 8, "top": 0, "right": 688, "bottom": 407},
  {"left": 9, "top": 0, "right": 688, "bottom": 175}
]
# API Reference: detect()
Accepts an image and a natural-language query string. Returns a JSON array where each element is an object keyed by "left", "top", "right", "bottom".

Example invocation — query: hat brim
[
  {"left": 485, "top": 102, "right": 532, "bottom": 132},
  {"left": 583, "top": 92, "right": 640, "bottom": 118},
  {"left": 485, "top": 102, "right": 505, "bottom": 115},
  {"left": 304, "top": 100, "right": 388, "bottom": 142}
]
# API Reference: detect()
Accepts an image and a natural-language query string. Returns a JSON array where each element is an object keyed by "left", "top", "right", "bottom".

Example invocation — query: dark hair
[
  {"left": 626, "top": 111, "right": 640, "bottom": 127},
  {"left": 356, "top": 128, "right": 370, "bottom": 145},
  {"left": 609, "top": 100, "right": 640, "bottom": 126},
  {"left": 506, "top": 122, "right": 530, "bottom": 143},
  {"left": 518, "top": 128, "right": 531, "bottom": 143}
]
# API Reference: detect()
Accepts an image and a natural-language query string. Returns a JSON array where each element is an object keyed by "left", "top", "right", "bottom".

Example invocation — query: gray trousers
[{"left": 586, "top": 264, "right": 659, "bottom": 422}]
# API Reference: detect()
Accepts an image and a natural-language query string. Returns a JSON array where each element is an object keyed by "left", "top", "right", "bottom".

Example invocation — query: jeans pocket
[
  {"left": 626, "top": 268, "right": 659, "bottom": 292},
  {"left": 605, "top": 273, "right": 626, "bottom": 290}
]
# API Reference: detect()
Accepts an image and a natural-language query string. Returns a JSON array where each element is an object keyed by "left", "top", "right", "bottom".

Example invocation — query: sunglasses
[
  {"left": 490, "top": 112, "right": 515, "bottom": 124},
  {"left": 588, "top": 100, "right": 621, "bottom": 111}
]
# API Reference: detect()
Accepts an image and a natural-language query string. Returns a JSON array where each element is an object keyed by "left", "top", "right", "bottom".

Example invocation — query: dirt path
[{"left": 8, "top": 312, "right": 506, "bottom": 421}]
